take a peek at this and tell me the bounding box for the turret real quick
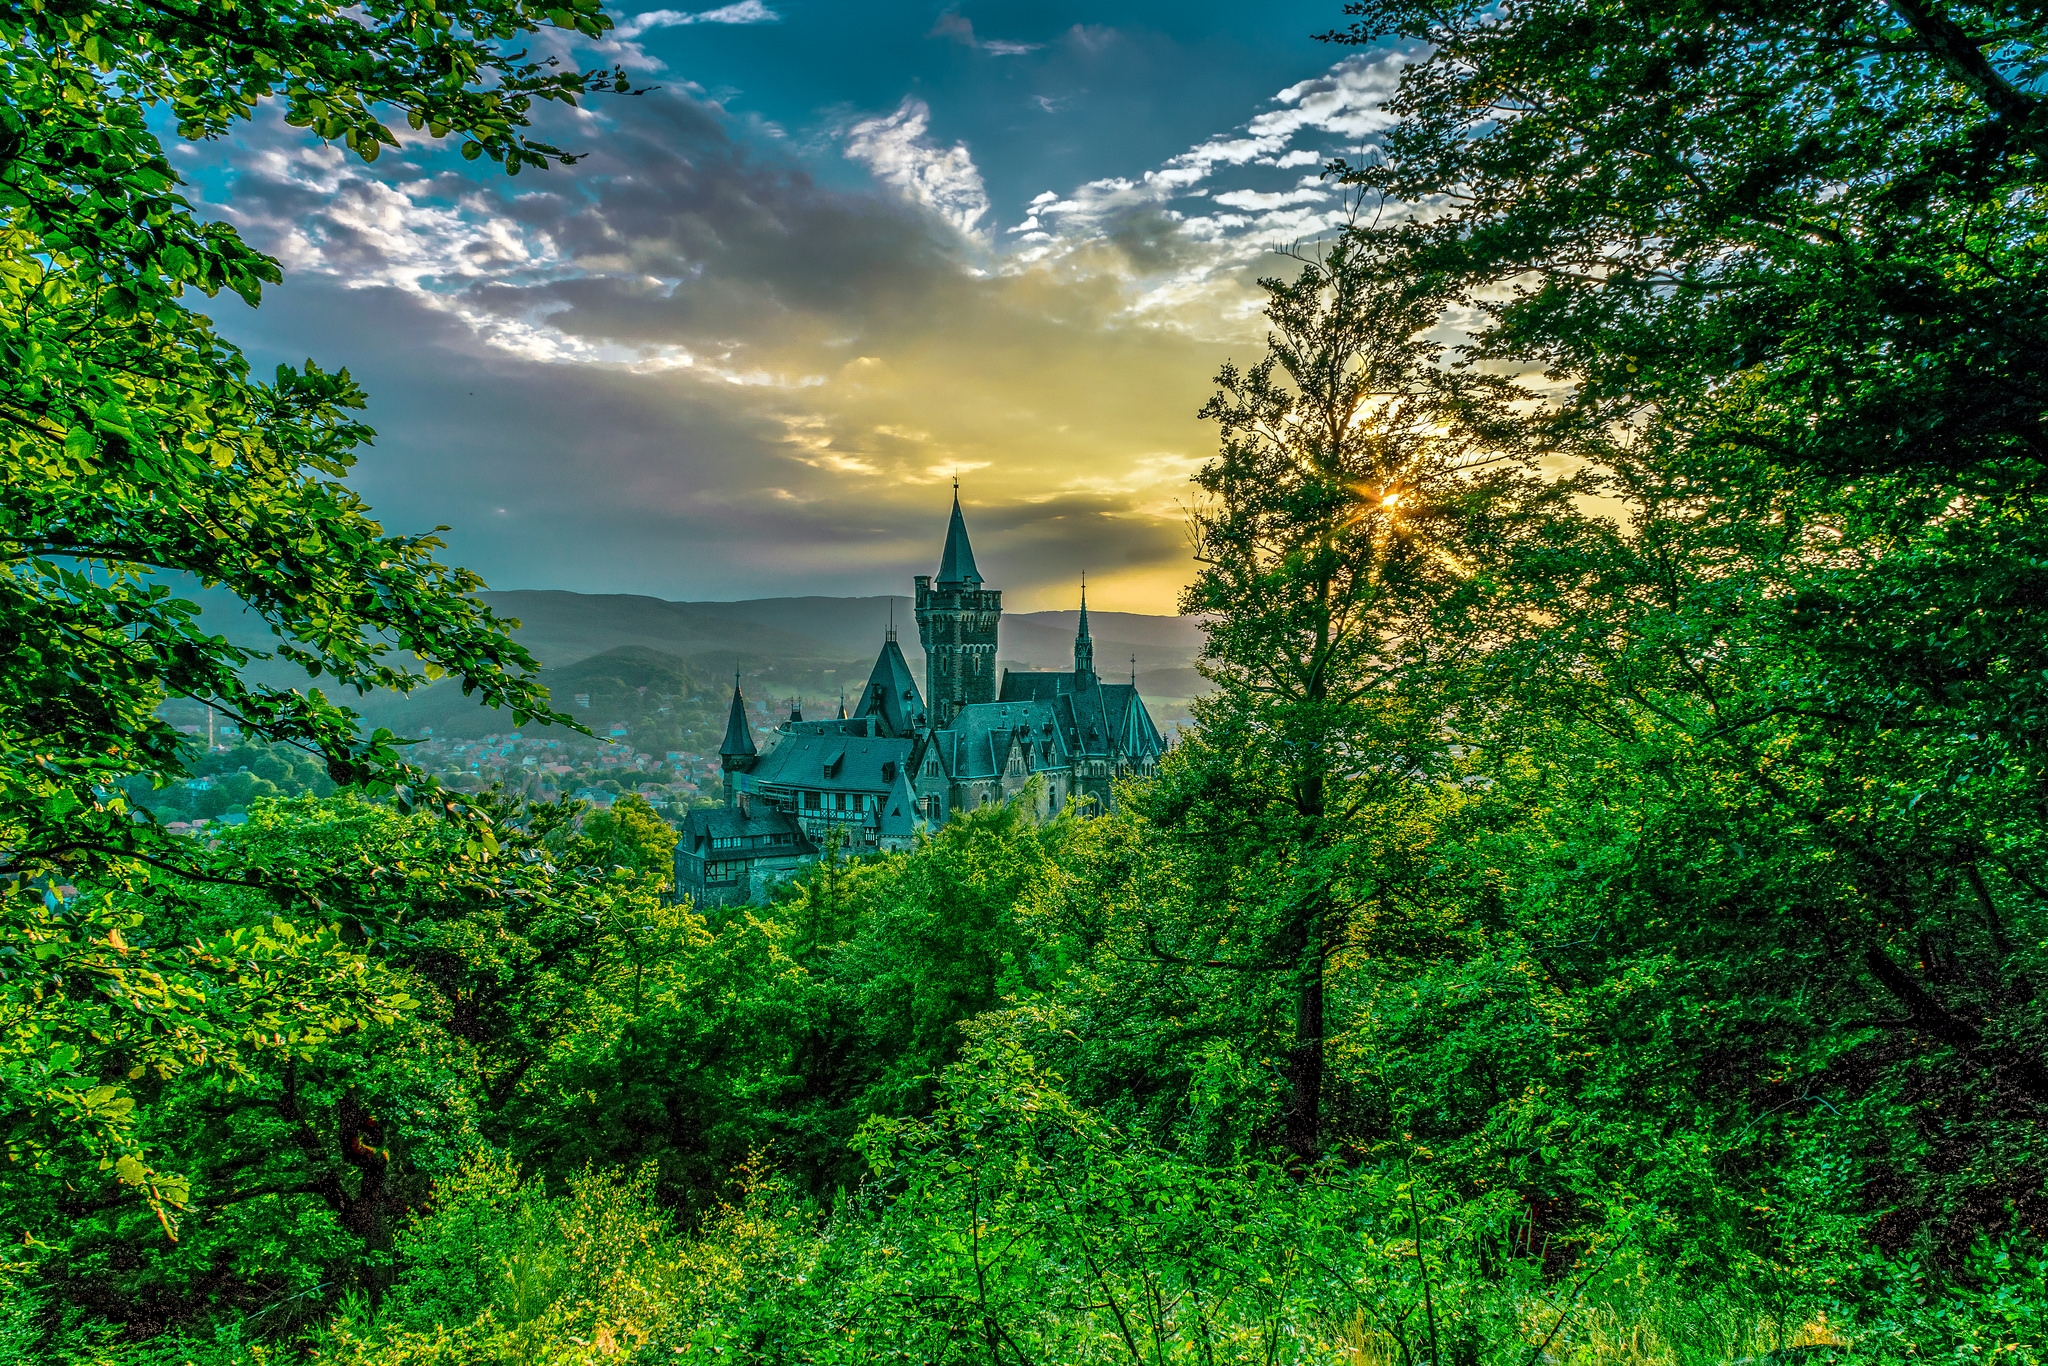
[719,674,757,807]
[1074,578,1095,683]
[878,760,921,849]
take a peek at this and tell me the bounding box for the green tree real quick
[583,794,679,881]
[1328,0,2048,1257]
[1,0,625,1226]
[21,788,696,1338]
[1175,238,1555,1160]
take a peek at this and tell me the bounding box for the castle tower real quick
[915,486,1002,727]
[719,673,757,806]
[1074,578,1095,683]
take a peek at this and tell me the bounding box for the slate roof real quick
[1080,681,1165,760]
[936,492,982,587]
[678,803,811,855]
[932,699,1069,780]
[879,764,920,840]
[784,718,875,737]
[987,672,1165,766]
[748,732,917,794]
[851,637,926,737]
[719,680,756,758]
[999,671,1067,703]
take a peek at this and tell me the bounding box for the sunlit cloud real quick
[198,43,1416,610]
[843,97,992,238]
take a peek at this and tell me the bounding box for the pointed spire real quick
[720,672,756,757]
[936,487,983,588]
[879,759,920,842]
[1074,575,1096,682]
[837,692,847,721]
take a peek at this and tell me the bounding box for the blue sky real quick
[187,1,1406,612]
[636,2,1355,202]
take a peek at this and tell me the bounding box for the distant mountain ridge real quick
[474,591,1208,685]
[331,592,1210,740]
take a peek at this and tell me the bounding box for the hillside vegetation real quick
[4,2,2047,1364]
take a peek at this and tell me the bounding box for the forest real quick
[3,0,2047,1361]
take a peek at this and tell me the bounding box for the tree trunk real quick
[1283,765,1329,1164]
[1281,904,1327,1163]
[337,1089,397,1306]
[1865,943,2048,1107]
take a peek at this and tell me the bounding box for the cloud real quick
[1260,148,1326,169]
[994,47,1421,314]
[930,10,1044,55]
[613,0,777,38]
[194,47,1422,611]
[1063,24,1118,54]
[1210,187,1332,211]
[203,90,1237,608]
[843,97,991,237]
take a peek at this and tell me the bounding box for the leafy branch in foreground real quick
[1,0,627,1228]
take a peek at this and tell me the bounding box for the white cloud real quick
[219,49,1404,375]
[1210,186,1331,211]
[614,0,778,39]
[1021,49,1410,242]
[844,97,991,237]
[979,50,1421,339]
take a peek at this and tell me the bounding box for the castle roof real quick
[936,490,982,588]
[852,636,926,737]
[679,803,810,855]
[748,732,918,794]
[933,699,1070,780]
[719,678,756,757]
[879,762,920,840]
[992,672,1165,762]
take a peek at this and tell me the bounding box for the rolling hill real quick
[192,588,1212,740]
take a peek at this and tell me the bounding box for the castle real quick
[674,490,1166,906]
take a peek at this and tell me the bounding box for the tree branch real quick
[1886,0,2048,153]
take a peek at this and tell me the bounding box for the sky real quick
[181,1,1410,612]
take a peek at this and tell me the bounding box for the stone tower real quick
[915,487,1002,727]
